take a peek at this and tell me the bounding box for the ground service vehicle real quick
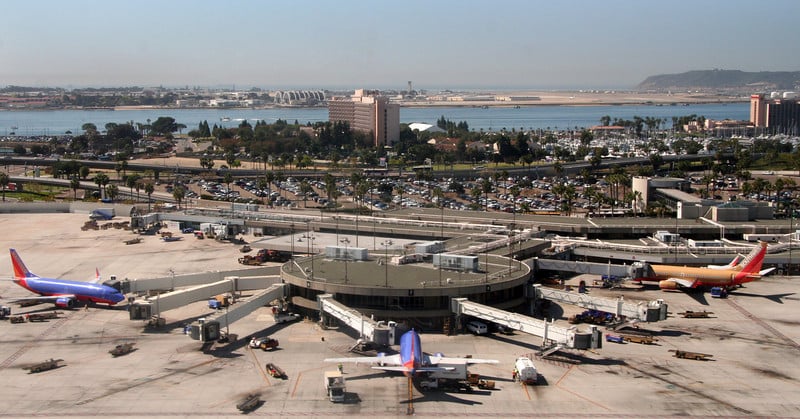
[109,343,136,357]
[25,358,63,373]
[0,305,10,319]
[267,363,287,379]
[324,371,346,402]
[678,310,714,318]
[466,320,488,335]
[239,249,292,265]
[27,312,60,322]
[514,357,538,385]
[670,349,713,360]
[249,337,279,351]
[236,394,261,412]
[621,334,658,344]
[467,373,496,389]
[710,287,728,298]
[274,311,301,323]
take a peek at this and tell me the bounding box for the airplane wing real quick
[433,356,499,365]
[4,294,76,304]
[324,353,403,367]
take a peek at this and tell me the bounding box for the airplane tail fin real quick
[9,249,36,279]
[739,242,768,274]
[724,254,742,269]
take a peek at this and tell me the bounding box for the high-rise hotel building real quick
[750,93,800,135]
[328,89,400,147]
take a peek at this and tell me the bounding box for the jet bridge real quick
[532,284,668,322]
[126,266,279,294]
[192,283,288,341]
[129,279,237,320]
[451,297,601,352]
[317,294,391,346]
[534,259,636,277]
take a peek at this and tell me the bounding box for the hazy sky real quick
[2,0,799,90]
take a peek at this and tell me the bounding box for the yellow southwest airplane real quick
[636,241,774,290]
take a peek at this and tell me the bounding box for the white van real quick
[466,320,488,335]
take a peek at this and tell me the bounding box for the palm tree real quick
[324,173,337,207]
[265,171,275,201]
[144,182,155,212]
[172,185,185,210]
[223,172,233,204]
[0,172,8,202]
[106,184,119,202]
[394,184,405,207]
[126,174,141,202]
[481,177,493,211]
[70,175,81,200]
[553,162,564,179]
[299,180,312,208]
[94,173,109,199]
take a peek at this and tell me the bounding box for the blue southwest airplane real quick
[325,329,498,411]
[6,248,126,308]
[325,329,498,376]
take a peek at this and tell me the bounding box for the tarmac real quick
[1,213,799,418]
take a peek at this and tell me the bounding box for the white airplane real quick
[324,329,498,376]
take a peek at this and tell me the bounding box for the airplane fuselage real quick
[14,277,125,305]
[646,265,749,287]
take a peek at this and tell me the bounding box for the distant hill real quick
[638,70,800,91]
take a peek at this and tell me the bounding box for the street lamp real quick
[340,237,350,283]
[306,220,316,280]
[290,223,295,257]
[381,240,393,287]
[789,201,794,275]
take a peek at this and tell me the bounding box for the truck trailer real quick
[514,357,538,385]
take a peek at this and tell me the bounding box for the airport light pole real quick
[790,201,794,275]
[290,223,295,265]
[306,220,314,280]
[381,240,393,287]
[340,237,350,284]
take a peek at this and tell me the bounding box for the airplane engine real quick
[55,297,75,308]
[658,280,679,290]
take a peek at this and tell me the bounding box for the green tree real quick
[126,174,142,202]
[79,165,90,180]
[70,175,81,200]
[105,184,119,202]
[223,172,233,203]
[299,180,313,208]
[0,172,9,201]
[149,117,179,136]
[94,173,110,198]
[265,171,275,198]
[172,185,186,209]
[144,182,155,212]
